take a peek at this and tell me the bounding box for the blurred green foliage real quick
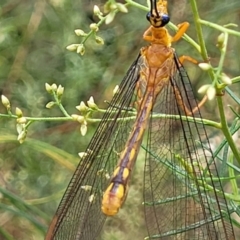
[0,0,240,239]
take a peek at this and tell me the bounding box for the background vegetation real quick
[0,0,240,239]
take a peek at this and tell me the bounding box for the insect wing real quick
[46,54,143,240]
[143,55,235,239]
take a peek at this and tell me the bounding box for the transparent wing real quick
[143,54,235,239]
[47,54,143,240]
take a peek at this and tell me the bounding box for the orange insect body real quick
[101,0,185,216]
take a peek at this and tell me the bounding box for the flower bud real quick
[66,44,79,52]
[77,44,85,56]
[57,85,64,97]
[17,117,27,124]
[87,96,98,110]
[93,5,103,16]
[198,84,211,94]
[16,123,23,134]
[216,33,225,49]
[95,36,104,45]
[206,85,216,100]
[80,123,87,136]
[198,63,211,71]
[15,107,23,117]
[110,3,117,10]
[217,33,225,44]
[116,3,128,13]
[74,29,87,37]
[17,130,27,144]
[46,101,56,109]
[221,73,232,85]
[76,101,89,113]
[51,84,57,91]
[77,116,85,124]
[90,23,99,32]
[1,95,10,110]
[105,11,116,24]
[45,83,52,93]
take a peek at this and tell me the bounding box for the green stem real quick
[52,92,71,117]
[214,32,228,88]
[0,113,17,119]
[125,0,149,11]
[0,114,72,122]
[26,116,72,121]
[229,154,239,196]
[231,76,240,84]
[57,103,71,117]
[217,96,240,165]
[199,20,240,37]
[190,0,240,166]
[189,0,208,61]
[81,15,107,45]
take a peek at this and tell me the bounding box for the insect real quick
[45,0,235,239]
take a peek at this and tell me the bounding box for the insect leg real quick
[171,22,190,42]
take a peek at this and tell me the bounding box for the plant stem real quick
[199,20,240,37]
[217,96,240,165]
[189,0,208,61]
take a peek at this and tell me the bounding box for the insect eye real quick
[146,12,151,21]
[160,14,170,26]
